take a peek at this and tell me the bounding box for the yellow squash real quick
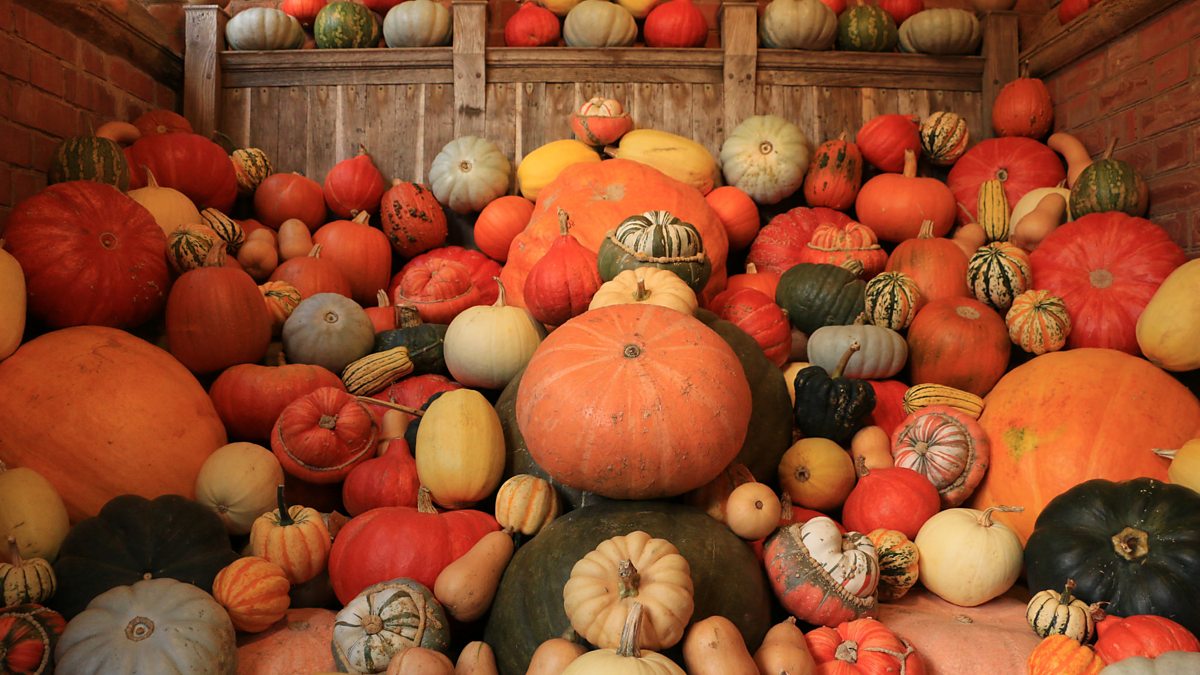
[1136,258,1200,371]
[516,139,601,201]
[415,388,506,509]
[607,129,721,195]
[0,242,24,361]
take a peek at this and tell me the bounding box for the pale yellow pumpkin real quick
[561,602,687,675]
[915,505,1024,607]
[494,473,560,536]
[615,0,661,19]
[517,139,601,201]
[536,0,583,17]
[1153,439,1200,492]
[429,136,512,214]
[724,482,783,541]
[443,279,545,390]
[719,115,811,205]
[0,462,70,561]
[607,129,721,195]
[1136,258,1200,372]
[194,442,286,536]
[127,168,202,237]
[588,268,698,315]
[0,242,24,361]
[414,388,506,509]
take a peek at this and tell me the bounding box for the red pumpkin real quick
[803,133,863,211]
[644,0,708,48]
[523,212,602,326]
[323,146,386,218]
[209,360,346,442]
[891,405,990,508]
[388,246,501,324]
[857,114,921,174]
[166,261,273,375]
[281,0,327,26]
[748,207,854,276]
[0,604,67,675]
[3,181,169,329]
[268,244,353,300]
[342,439,421,516]
[883,219,970,303]
[906,297,1011,397]
[948,137,1066,225]
[474,195,533,261]
[726,262,781,300]
[868,379,909,437]
[504,2,560,46]
[806,618,927,674]
[311,211,393,305]
[254,172,327,230]
[1029,212,1186,355]
[708,287,792,366]
[380,180,447,258]
[842,464,940,539]
[272,386,378,484]
[126,132,237,212]
[133,109,193,136]
[875,0,923,25]
[327,489,499,604]
[235,608,337,674]
[1093,615,1200,664]
[856,149,957,243]
[819,0,846,13]
[1059,0,1102,24]
[993,77,1054,139]
[367,373,462,426]
[797,220,887,279]
[705,186,760,251]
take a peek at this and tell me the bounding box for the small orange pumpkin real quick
[212,556,291,633]
[249,485,332,585]
[1027,635,1104,675]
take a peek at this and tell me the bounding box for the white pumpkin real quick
[914,505,1024,607]
[55,578,237,675]
[383,0,452,47]
[194,442,286,535]
[563,0,637,47]
[719,115,811,205]
[429,136,512,214]
[443,279,546,390]
[225,7,305,51]
[899,9,982,56]
[588,268,699,316]
[806,323,907,380]
[333,578,449,672]
[1100,652,1200,674]
[759,0,837,50]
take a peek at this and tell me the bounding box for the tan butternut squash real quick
[379,409,410,446]
[1010,191,1067,253]
[682,615,758,675]
[951,222,987,260]
[433,530,515,622]
[1047,132,1092,188]
[386,647,455,675]
[238,238,279,281]
[849,425,894,472]
[753,616,817,675]
[724,482,782,541]
[246,227,277,246]
[456,641,499,675]
[526,639,587,675]
[278,218,314,260]
[95,120,141,145]
[0,241,25,361]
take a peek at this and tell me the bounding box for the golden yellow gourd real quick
[443,279,546,391]
[1153,438,1200,492]
[415,388,506,509]
[517,139,601,200]
[1136,258,1200,372]
[0,462,70,561]
[194,442,286,536]
[0,241,24,361]
[606,129,721,195]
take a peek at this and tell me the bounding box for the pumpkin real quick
[517,140,603,201]
[726,262,781,299]
[323,147,386,220]
[282,0,327,25]
[778,437,857,512]
[1,536,55,607]
[802,133,863,210]
[212,556,291,634]
[208,360,344,443]
[1138,259,1200,371]
[899,8,981,55]
[891,406,989,508]
[606,129,721,196]
[864,270,922,330]
[505,2,560,46]
[166,223,223,274]
[0,327,227,523]
[342,439,420,516]
[719,114,811,205]
[759,0,837,50]
[225,7,305,49]
[791,342,877,446]
[906,297,1010,397]
[1005,288,1072,354]
[764,518,879,627]
[806,320,907,380]
[725,482,783,541]
[270,244,354,299]
[231,147,273,196]
[474,195,534,262]
[390,246,501,324]
[1070,155,1150,219]
[4,181,168,329]
[95,120,141,145]
[166,258,273,374]
[948,137,1066,226]
[1024,478,1200,637]
[856,150,957,243]
[866,529,919,602]
[383,0,451,47]
[443,279,545,390]
[255,172,327,231]
[1029,635,1106,675]
[705,190,765,255]
[993,74,1054,139]
[915,505,1024,607]
[856,114,921,175]
[806,618,925,674]
[775,261,866,335]
[1027,579,1100,643]
[868,379,910,438]
[236,608,336,673]
[314,0,381,48]
[429,136,511,214]
[380,180,449,258]
[967,241,1031,312]
[563,0,637,47]
[842,462,941,539]
[47,135,129,190]
[596,210,711,293]
[919,111,969,166]
[271,386,377,484]
[1093,615,1200,663]
[1100,652,1200,674]
[414,388,505,508]
[837,3,898,51]
[494,474,560,536]
[707,287,791,367]
[850,426,895,473]
[248,485,332,586]
[0,242,23,361]
[0,464,69,563]
[0,603,65,675]
[311,211,393,305]
[570,97,635,146]
[797,220,887,279]
[883,219,969,304]
[194,442,285,535]
[127,168,202,238]
[644,0,708,48]
[126,132,237,213]
[132,109,191,136]
[561,603,686,675]
[283,292,376,373]
[1059,0,1102,23]
[516,304,751,500]
[877,0,923,24]
[332,577,449,673]
[261,281,303,336]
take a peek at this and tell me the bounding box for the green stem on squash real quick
[275,484,294,526]
[1060,579,1077,605]
[615,602,645,659]
[617,559,640,598]
[977,504,1023,528]
[831,341,861,379]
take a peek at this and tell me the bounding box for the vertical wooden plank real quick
[721,2,757,134]
[220,87,249,146]
[389,84,424,183]
[248,87,278,170]
[518,82,547,157]
[793,85,820,148]
[543,83,576,140]
[485,82,518,170]
[692,83,723,158]
[633,83,667,132]
[306,85,338,179]
[423,84,456,183]
[663,82,693,139]
[981,11,1019,139]
[452,0,488,138]
[274,86,309,178]
[364,85,402,181]
[183,5,226,138]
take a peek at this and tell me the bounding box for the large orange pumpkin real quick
[499,159,728,307]
[906,297,1010,397]
[971,348,1200,542]
[236,608,337,674]
[0,326,227,522]
[516,304,752,500]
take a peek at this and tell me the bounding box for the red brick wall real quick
[0,3,178,225]
[1044,2,1200,254]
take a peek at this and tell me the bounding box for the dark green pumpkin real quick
[596,210,712,293]
[792,341,876,445]
[837,5,898,52]
[1069,158,1148,218]
[50,495,238,619]
[1024,477,1200,636]
[775,262,866,335]
[47,136,130,190]
[484,500,772,675]
[314,1,382,49]
[374,306,449,376]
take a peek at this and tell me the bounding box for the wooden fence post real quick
[721,2,759,135]
[452,0,488,138]
[184,5,226,139]
[980,11,1019,138]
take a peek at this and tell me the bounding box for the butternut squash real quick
[1047,132,1092,188]
[379,409,410,446]
[456,641,499,675]
[753,616,817,675]
[526,639,587,675]
[950,222,987,260]
[725,482,782,541]
[95,120,141,145]
[682,615,758,675]
[246,226,277,246]
[433,530,515,622]
[387,647,455,675]
[237,238,279,281]
[849,425,894,472]
[278,218,314,260]
[1009,192,1067,253]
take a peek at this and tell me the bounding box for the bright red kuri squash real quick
[208,359,345,442]
[856,114,921,174]
[126,132,237,212]
[707,287,792,366]
[705,186,760,251]
[268,244,353,300]
[748,207,854,275]
[323,145,386,218]
[522,210,603,326]
[311,211,393,305]
[254,172,327,230]
[841,464,941,539]
[388,246,501,324]
[856,149,957,243]
[948,137,1066,226]
[504,2,560,46]
[474,195,534,262]
[643,0,709,48]
[165,255,273,375]
[906,297,1010,397]
[272,386,378,484]
[803,133,863,211]
[341,439,421,516]
[133,109,193,136]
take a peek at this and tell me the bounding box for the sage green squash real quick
[314,1,381,49]
[837,4,898,52]
[775,262,867,335]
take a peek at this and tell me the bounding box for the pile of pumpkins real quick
[2,51,1200,675]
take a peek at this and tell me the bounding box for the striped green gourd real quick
[837,4,897,52]
[314,1,382,49]
[864,270,922,330]
[919,111,970,166]
[200,208,246,255]
[596,209,712,292]
[231,148,272,195]
[167,224,223,275]
[902,382,985,419]
[1069,157,1148,218]
[1005,289,1071,355]
[48,136,130,190]
[967,241,1031,312]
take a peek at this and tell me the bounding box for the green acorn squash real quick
[314,1,381,49]
[483,500,772,674]
[1069,158,1149,219]
[374,306,449,376]
[775,262,867,335]
[596,210,713,293]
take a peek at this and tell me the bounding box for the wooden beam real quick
[452,0,488,138]
[721,2,758,135]
[486,48,723,84]
[981,11,1020,137]
[184,5,227,138]
[222,50,455,88]
[757,52,984,91]
[1021,0,1184,77]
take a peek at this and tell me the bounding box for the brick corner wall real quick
[1043,2,1200,255]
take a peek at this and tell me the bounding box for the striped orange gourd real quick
[1005,289,1072,355]
[919,111,970,166]
[1027,635,1104,675]
[200,208,246,255]
[494,474,560,536]
[232,147,273,195]
[248,485,332,585]
[167,223,223,274]
[212,556,291,633]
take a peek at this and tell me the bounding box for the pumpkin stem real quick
[308,244,323,259]
[1019,61,1030,79]
[354,395,425,417]
[144,166,160,189]
[918,219,936,239]
[318,414,337,430]
[417,486,438,514]
[854,455,871,478]
[617,559,641,598]
[615,602,646,659]
[861,639,918,675]
[831,341,861,379]
[202,241,228,268]
[1111,526,1150,561]
[557,208,572,236]
[1103,136,1118,160]
[5,536,21,566]
[493,276,508,308]
[838,130,848,142]
[1152,448,1178,459]
[353,211,371,225]
[834,639,859,663]
[901,149,918,178]
[357,143,370,157]
[779,491,793,522]
[634,273,650,301]
[745,262,758,274]
[977,504,1023,527]
[396,304,423,329]
[1089,601,1110,623]
[275,484,294,526]
[1061,579,1077,605]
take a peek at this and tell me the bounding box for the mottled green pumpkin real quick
[837,4,898,52]
[314,1,382,49]
[373,306,449,376]
[47,137,130,190]
[775,262,867,335]
[1069,158,1148,218]
[966,242,1032,312]
[596,210,712,293]
[791,343,876,446]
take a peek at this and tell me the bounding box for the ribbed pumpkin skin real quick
[314,0,381,48]
[47,136,129,190]
[389,247,500,324]
[748,207,853,275]
[707,287,791,367]
[906,297,1010,397]
[200,208,246,255]
[323,150,387,218]
[803,136,863,210]
[516,304,752,500]
[1006,289,1071,354]
[837,4,898,51]
[971,349,1200,543]
[775,262,866,334]
[865,270,922,330]
[992,77,1054,139]
[884,227,970,303]
[272,387,378,484]
[919,111,969,166]
[249,499,332,586]
[209,362,345,442]
[806,618,926,674]
[967,242,1031,312]
[976,178,1012,242]
[212,556,291,633]
[948,137,1066,226]
[798,221,887,279]
[1069,158,1148,218]
[1030,213,1185,354]
[0,604,66,674]
[166,266,273,375]
[166,223,222,274]
[891,405,990,508]
[126,132,238,213]
[1027,635,1104,675]
[1092,614,1200,663]
[857,114,920,174]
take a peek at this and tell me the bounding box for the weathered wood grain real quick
[981,12,1020,136]
[721,2,759,134]
[452,0,488,138]
[1021,0,1183,75]
[184,5,225,139]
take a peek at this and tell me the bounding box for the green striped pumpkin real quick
[1005,289,1071,355]
[919,112,969,167]
[200,208,246,255]
[231,148,272,195]
[596,210,712,292]
[1069,158,1148,218]
[867,529,919,601]
[314,1,382,49]
[167,224,223,275]
[48,136,130,190]
[775,261,866,334]
[967,242,1030,312]
[864,270,921,330]
[836,5,897,52]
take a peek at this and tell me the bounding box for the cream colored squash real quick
[898,9,982,56]
[914,505,1024,607]
[1153,438,1200,493]
[563,0,637,47]
[1136,258,1200,372]
[429,136,512,214]
[383,0,451,47]
[806,322,908,380]
[561,603,686,675]
[0,462,69,561]
[0,242,24,361]
[516,140,601,201]
[443,279,545,390]
[127,169,202,237]
[194,442,286,536]
[615,0,662,19]
[720,115,811,205]
[225,7,305,51]
[1009,186,1072,233]
[415,388,506,509]
[759,0,837,50]
[588,268,699,315]
[606,129,721,195]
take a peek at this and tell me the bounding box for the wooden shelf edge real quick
[1020,0,1184,77]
